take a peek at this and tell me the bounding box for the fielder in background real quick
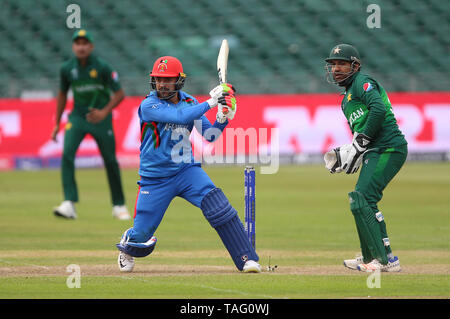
[323,44,408,272]
[51,29,130,220]
[115,56,261,273]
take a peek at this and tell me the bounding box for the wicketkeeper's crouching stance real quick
[323,44,408,272]
[116,56,261,273]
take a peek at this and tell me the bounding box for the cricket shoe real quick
[357,256,401,273]
[118,251,135,272]
[343,254,364,270]
[112,205,131,220]
[242,260,261,273]
[53,200,77,219]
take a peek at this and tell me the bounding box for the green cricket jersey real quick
[340,72,407,149]
[60,54,121,117]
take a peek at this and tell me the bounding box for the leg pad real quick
[201,188,259,270]
[116,228,157,258]
[349,191,388,264]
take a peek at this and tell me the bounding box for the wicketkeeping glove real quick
[342,132,372,174]
[324,144,352,174]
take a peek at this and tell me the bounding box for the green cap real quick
[325,44,361,64]
[72,29,93,43]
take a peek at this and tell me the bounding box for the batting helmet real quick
[150,56,186,99]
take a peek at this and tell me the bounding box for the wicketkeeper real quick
[323,44,408,272]
[115,56,261,273]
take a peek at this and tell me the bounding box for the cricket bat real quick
[217,39,230,114]
[217,39,229,84]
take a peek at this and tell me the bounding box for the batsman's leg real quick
[176,166,260,272]
[201,188,259,271]
[116,176,175,271]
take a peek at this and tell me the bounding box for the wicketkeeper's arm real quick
[361,86,386,139]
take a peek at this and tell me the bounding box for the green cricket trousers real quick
[61,113,125,206]
[353,144,408,260]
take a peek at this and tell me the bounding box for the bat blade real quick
[217,39,229,84]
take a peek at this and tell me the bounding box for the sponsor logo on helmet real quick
[363,82,373,92]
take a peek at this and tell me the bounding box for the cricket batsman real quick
[323,44,408,272]
[51,29,130,220]
[115,56,261,273]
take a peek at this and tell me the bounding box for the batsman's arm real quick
[141,99,211,125]
[194,115,228,143]
[51,90,68,142]
[141,84,228,124]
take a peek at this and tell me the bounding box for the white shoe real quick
[112,205,131,220]
[343,254,364,270]
[118,251,135,272]
[381,256,401,272]
[242,260,261,273]
[53,201,77,219]
[357,256,401,272]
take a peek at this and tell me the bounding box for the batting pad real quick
[349,191,388,265]
[201,188,259,271]
[116,228,157,258]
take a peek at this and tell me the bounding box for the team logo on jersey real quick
[89,68,98,78]
[347,93,352,102]
[111,71,119,82]
[363,82,373,92]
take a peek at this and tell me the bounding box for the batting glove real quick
[218,92,237,120]
[206,83,235,108]
[342,132,372,174]
[216,109,228,124]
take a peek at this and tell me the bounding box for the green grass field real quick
[0,163,449,300]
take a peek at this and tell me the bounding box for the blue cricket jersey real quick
[138,90,228,178]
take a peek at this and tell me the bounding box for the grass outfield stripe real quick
[0,164,448,298]
[118,276,278,299]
